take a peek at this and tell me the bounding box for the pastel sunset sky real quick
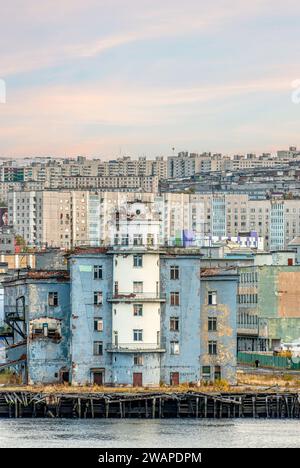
[1,0,300,158]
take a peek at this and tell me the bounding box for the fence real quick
[238,352,300,370]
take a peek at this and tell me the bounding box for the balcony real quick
[107,292,166,303]
[107,342,166,353]
[237,323,259,336]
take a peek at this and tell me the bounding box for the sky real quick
[1,0,300,159]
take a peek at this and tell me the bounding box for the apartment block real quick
[3,246,238,386]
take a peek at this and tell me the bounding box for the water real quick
[0,419,299,448]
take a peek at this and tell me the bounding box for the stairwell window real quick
[93,265,103,280]
[93,341,103,356]
[208,340,217,355]
[170,265,179,280]
[208,317,217,332]
[94,318,103,332]
[48,292,58,307]
[170,317,179,331]
[170,292,180,306]
[170,341,180,355]
[134,355,143,366]
[208,291,217,305]
[94,291,103,306]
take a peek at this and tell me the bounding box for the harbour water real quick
[0,419,299,448]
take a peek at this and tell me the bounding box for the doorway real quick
[170,372,179,386]
[133,372,143,387]
[93,370,104,385]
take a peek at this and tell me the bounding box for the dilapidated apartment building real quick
[2,247,238,387]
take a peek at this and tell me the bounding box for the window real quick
[208,317,217,331]
[134,355,143,366]
[48,292,58,307]
[147,234,154,246]
[94,318,103,332]
[133,282,143,293]
[133,234,143,246]
[214,365,221,380]
[170,341,180,355]
[208,340,217,355]
[121,234,129,246]
[170,265,179,280]
[93,341,103,355]
[202,366,211,379]
[133,254,143,268]
[93,265,102,279]
[170,317,179,331]
[133,329,143,341]
[94,291,103,306]
[113,331,118,346]
[208,291,217,305]
[133,304,143,316]
[170,292,180,306]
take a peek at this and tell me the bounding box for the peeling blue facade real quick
[160,255,201,384]
[4,272,70,384]
[200,272,238,384]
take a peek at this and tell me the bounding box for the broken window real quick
[208,340,217,355]
[208,317,217,331]
[170,265,179,280]
[94,291,103,306]
[48,292,58,307]
[208,291,217,305]
[170,341,180,355]
[170,292,180,306]
[94,318,103,332]
[133,304,143,316]
[93,341,103,356]
[214,365,221,381]
[93,265,103,280]
[30,318,61,340]
[202,366,211,380]
[170,317,179,331]
[133,329,143,341]
[133,355,143,366]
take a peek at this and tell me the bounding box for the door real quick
[93,371,104,385]
[61,371,69,384]
[133,372,143,387]
[170,372,179,386]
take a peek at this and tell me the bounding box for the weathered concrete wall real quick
[27,282,70,385]
[69,255,113,385]
[160,256,201,384]
[111,353,161,386]
[200,275,237,385]
[4,278,70,384]
[258,265,300,345]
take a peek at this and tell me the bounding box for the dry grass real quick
[1,372,300,394]
[0,381,239,394]
[237,371,300,390]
